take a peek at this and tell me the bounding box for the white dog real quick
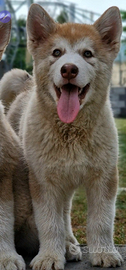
[5,4,124,270]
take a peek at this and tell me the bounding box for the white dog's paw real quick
[30,252,65,270]
[0,252,25,270]
[66,241,82,261]
[90,250,123,267]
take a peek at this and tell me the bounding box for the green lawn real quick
[115,118,126,244]
[116,118,126,188]
[72,118,126,245]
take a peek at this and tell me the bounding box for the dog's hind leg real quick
[13,159,39,257]
[0,103,25,270]
[0,179,25,270]
[64,194,82,261]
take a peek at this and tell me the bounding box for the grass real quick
[72,188,87,244]
[71,118,126,245]
[116,119,126,188]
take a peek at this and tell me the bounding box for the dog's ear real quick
[94,6,122,55]
[27,4,56,54]
[0,20,11,60]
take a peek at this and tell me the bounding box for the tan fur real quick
[0,102,38,264]
[7,4,123,270]
[0,20,37,269]
[0,68,33,113]
[0,20,25,270]
[0,20,11,60]
[0,102,26,269]
[7,83,33,134]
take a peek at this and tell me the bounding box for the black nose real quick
[61,64,78,80]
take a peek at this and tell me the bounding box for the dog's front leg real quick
[29,172,66,270]
[85,168,123,267]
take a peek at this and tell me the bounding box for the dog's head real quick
[27,4,122,124]
[0,20,11,60]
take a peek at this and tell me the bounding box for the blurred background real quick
[0,0,126,244]
[0,0,126,117]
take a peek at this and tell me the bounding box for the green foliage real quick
[121,11,126,21]
[17,17,26,27]
[123,26,126,32]
[13,17,27,70]
[56,10,68,24]
[13,47,26,70]
[121,11,126,39]
[115,118,126,187]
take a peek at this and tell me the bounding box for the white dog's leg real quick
[86,169,123,267]
[29,172,66,270]
[0,103,25,270]
[0,188,25,270]
[64,195,82,261]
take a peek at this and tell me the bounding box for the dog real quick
[0,19,26,270]
[0,19,25,269]
[0,20,38,270]
[7,4,123,270]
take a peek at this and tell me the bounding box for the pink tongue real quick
[57,84,80,123]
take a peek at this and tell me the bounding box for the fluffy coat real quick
[3,4,124,270]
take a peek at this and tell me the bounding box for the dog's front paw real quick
[66,241,82,261]
[30,252,65,270]
[90,250,123,267]
[0,251,25,270]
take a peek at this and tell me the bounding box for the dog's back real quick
[7,78,33,134]
[0,68,33,113]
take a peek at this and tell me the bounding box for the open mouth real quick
[54,83,90,103]
[54,83,90,124]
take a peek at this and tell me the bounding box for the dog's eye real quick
[83,50,93,58]
[53,49,62,57]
